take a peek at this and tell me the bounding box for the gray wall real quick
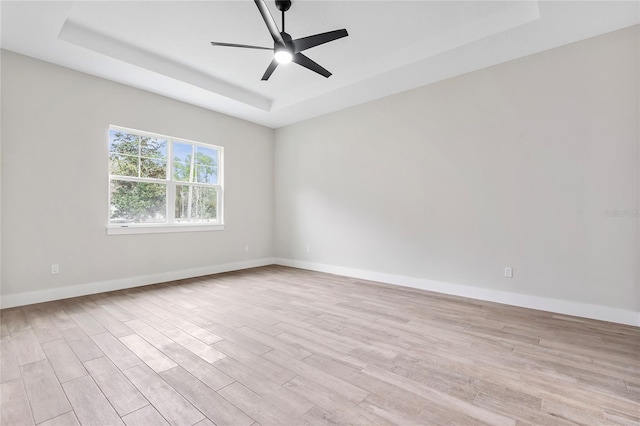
[2,26,638,318]
[1,50,275,299]
[275,26,639,312]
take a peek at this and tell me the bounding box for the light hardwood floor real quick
[1,265,638,425]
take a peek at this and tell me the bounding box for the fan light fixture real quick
[274,49,293,64]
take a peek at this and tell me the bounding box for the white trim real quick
[3,257,637,327]
[108,176,169,185]
[0,258,274,309]
[107,224,224,235]
[274,258,640,327]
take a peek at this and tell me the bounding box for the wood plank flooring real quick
[1,265,638,425]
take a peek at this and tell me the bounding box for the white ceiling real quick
[1,1,639,128]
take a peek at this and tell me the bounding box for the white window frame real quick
[107,125,224,235]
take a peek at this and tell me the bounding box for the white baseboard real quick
[274,258,640,327]
[4,257,638,327]
[0,258,275,309]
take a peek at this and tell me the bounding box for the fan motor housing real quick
[275,0,292,12]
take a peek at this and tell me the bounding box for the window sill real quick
[107,223,224,235]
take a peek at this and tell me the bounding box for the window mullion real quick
[167,139,175,224]
[187,144,196,220]
[137,135,142,178]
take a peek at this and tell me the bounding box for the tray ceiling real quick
[2,1,638,128]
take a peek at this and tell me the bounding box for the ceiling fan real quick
[211,0,348,80]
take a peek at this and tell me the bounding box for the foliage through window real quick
[108,126,223,229]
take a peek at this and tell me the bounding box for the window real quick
[108,126,223,235]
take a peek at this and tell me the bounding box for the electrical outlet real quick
[306,245,311,253]
[504,267,513,278]
[51,264,59,275]
[244,245,250,252]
